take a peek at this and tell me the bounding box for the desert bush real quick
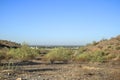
[104,53,116,60]
[104,52,120,61]
[44,47,73,64]
[116,46,120,50]
[74,52,91,62]
[107,45,112,49]
[78,47,87,53]
[90,51,105,62]
[39,48,49,54]
[72,47,88,61]
[8,44,39,61]
[74,50,105,62]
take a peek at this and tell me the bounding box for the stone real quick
[16,78,22,80]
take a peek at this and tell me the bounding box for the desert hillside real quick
[86,35,120,51]
[0,36,120,80]
[75,35,120,62]
[0,40,21,48]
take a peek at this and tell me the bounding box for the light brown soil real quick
[0,60,120,80]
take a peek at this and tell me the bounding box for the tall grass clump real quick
[8,44,39,61]
[44,47,73,64]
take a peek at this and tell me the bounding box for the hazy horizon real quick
[0,0,120,45]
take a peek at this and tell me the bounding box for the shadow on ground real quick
[24,68,58,72]
[0,61,41,66]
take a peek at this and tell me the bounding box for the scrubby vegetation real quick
[0,35,120,80]
[74,50,105,62]
[0,43,39,62]
[65,35,120,63]
[0,35,120,64]
[7,44,39,61]
[44,47,73,63]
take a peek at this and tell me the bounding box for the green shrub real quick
[8,44,39,61]
[74,50,105,62]
[44,47,73,63]
[78,47,86,53]
[90,51,105,62]
[75,52,91,62]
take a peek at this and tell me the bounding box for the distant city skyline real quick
[0,0,120,45]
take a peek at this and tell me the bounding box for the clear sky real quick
[0,0,120,45]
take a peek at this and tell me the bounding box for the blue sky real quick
[0,0,120,45]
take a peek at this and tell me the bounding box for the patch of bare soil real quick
[0,60,120,80]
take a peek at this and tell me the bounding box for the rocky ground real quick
[0,60,120,80]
